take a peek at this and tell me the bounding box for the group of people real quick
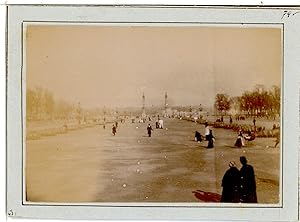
[234,130,256,148]
[147,117,165,137]
[194,122,215,148]
[155,119,164,129]
[221,156,257,203]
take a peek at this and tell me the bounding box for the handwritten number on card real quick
[8,209,14,216]
[281,10,300,19]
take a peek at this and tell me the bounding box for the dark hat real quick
[240,156,247,164]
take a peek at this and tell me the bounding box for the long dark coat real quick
[112,126,116,135]
[195,131,202,142]
[221,167,241,202]
[147,125,153,137]
[206,133,214,148]
[240,164,257,203]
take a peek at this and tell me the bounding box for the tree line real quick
[26,87,79,121]
[26,87,131,122]
[214,85,280,117]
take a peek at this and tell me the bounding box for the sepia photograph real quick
[24,24,282,204]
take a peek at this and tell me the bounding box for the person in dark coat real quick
[147,124,153,137]
[221,161,241,203]
[239,156,257,203]
[194,131,202,143]
[112,125,116,136]
[206,129,215,148]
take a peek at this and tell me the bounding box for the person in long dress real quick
[234,130,244,148]
[194,131,202,143]
[112,125,116,136]
[158,119,164,129]
[206,129,215,148]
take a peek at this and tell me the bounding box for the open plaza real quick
[26,117,280,203]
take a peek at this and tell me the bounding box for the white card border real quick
[6,5,299,221]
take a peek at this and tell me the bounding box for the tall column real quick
[164,92,168,117]
[142,92,146,120]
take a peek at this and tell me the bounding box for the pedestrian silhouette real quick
[206,129,215,148]
[221,161,240,203]
[234,130,244,148]
[112,125,116,136]
[194,131,202,143]
[147,124,153,137]
[239,156,257,203]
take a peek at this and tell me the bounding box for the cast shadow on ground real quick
[192,190,221,202]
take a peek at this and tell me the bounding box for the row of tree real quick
[214,85,280,117]
[26,87,131,122]
[26,87,80,121]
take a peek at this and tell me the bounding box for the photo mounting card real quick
[6,5,300,221]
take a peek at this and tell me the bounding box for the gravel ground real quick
[26,117,280,203]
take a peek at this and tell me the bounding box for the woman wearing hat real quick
[234,130,244,148]
[221,161,241,203]
[206,129,215,148]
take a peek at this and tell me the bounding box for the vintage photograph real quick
[24,24,281,204]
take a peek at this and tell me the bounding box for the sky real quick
[25,25,281,108]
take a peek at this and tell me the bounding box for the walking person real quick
[147,124,153,137]
[221,161,241,203]
[234,130,244,148]
[206,129,215,148]
[112,124,116,136]
[159,119,164,129]
[239,156,257,203]
[194,131,202,143]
